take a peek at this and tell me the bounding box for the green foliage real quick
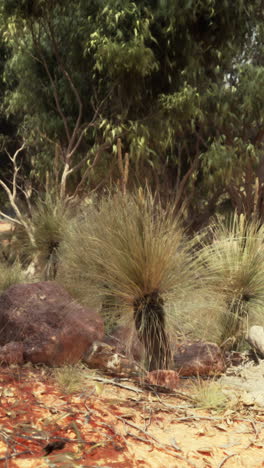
[0,0,264,225]
[87,1,157,79]
[199,214,264,349]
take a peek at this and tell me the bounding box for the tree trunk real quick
[133,291,171,371]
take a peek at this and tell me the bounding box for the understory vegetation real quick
[2,193,264,370]
[0,1,264,370]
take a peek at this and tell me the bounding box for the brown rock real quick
[0,341,24,365]
[83,341,139,375]
[173,341,225,376]
[145,370,179,390]
[0,281,104,365]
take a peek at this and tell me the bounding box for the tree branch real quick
[30,21,71,144]
[45,17,83,155]
[0,143,35,245]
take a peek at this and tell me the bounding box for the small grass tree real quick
[199,214,264,349]
[13,195,74,280]
[59,190,204,371]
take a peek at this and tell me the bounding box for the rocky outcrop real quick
[0,281,104,365]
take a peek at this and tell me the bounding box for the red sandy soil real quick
[0,365,264,468]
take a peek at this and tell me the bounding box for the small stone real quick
[145,370,179,390]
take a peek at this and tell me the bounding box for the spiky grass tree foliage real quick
[199,214,264,349]
[14,196,74,280]
[0,261,25,294]
[59,191,204,371]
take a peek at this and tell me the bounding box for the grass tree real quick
[13,196,74,280]
[59,191,205,371]
[199,214,264,349]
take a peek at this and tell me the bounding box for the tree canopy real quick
[0,0,264,228]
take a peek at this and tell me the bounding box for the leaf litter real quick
[0,364,264,467]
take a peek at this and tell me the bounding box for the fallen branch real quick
[0,450,31,462]
[88,376,144,394]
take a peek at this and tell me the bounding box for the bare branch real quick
[0,211,21,225]
[0,142,35,245]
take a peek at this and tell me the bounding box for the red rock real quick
[145,370,179,390]
[83,341,139,374]
[173,341,225,376]
[0,281,104,365]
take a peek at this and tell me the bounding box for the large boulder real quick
[173,341,225,376]
[0,282,104,365]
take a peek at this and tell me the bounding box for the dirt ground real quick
[1,361,264,468]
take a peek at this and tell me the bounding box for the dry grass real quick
[0,261,26,294]
[192,378,228,411]
[53,363,88,394]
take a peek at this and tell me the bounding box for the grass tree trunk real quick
[133,291,171,371]
[221,296,250,350]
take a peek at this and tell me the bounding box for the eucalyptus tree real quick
[0,0,264,228]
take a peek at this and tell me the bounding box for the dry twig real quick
[89,376,144,394]
[217,453,237,468]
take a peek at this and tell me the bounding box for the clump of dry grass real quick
[59,190,210,370]
[53,363,87,394]
[192,378,228,411]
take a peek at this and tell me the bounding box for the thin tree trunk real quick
[133,291,171,371]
